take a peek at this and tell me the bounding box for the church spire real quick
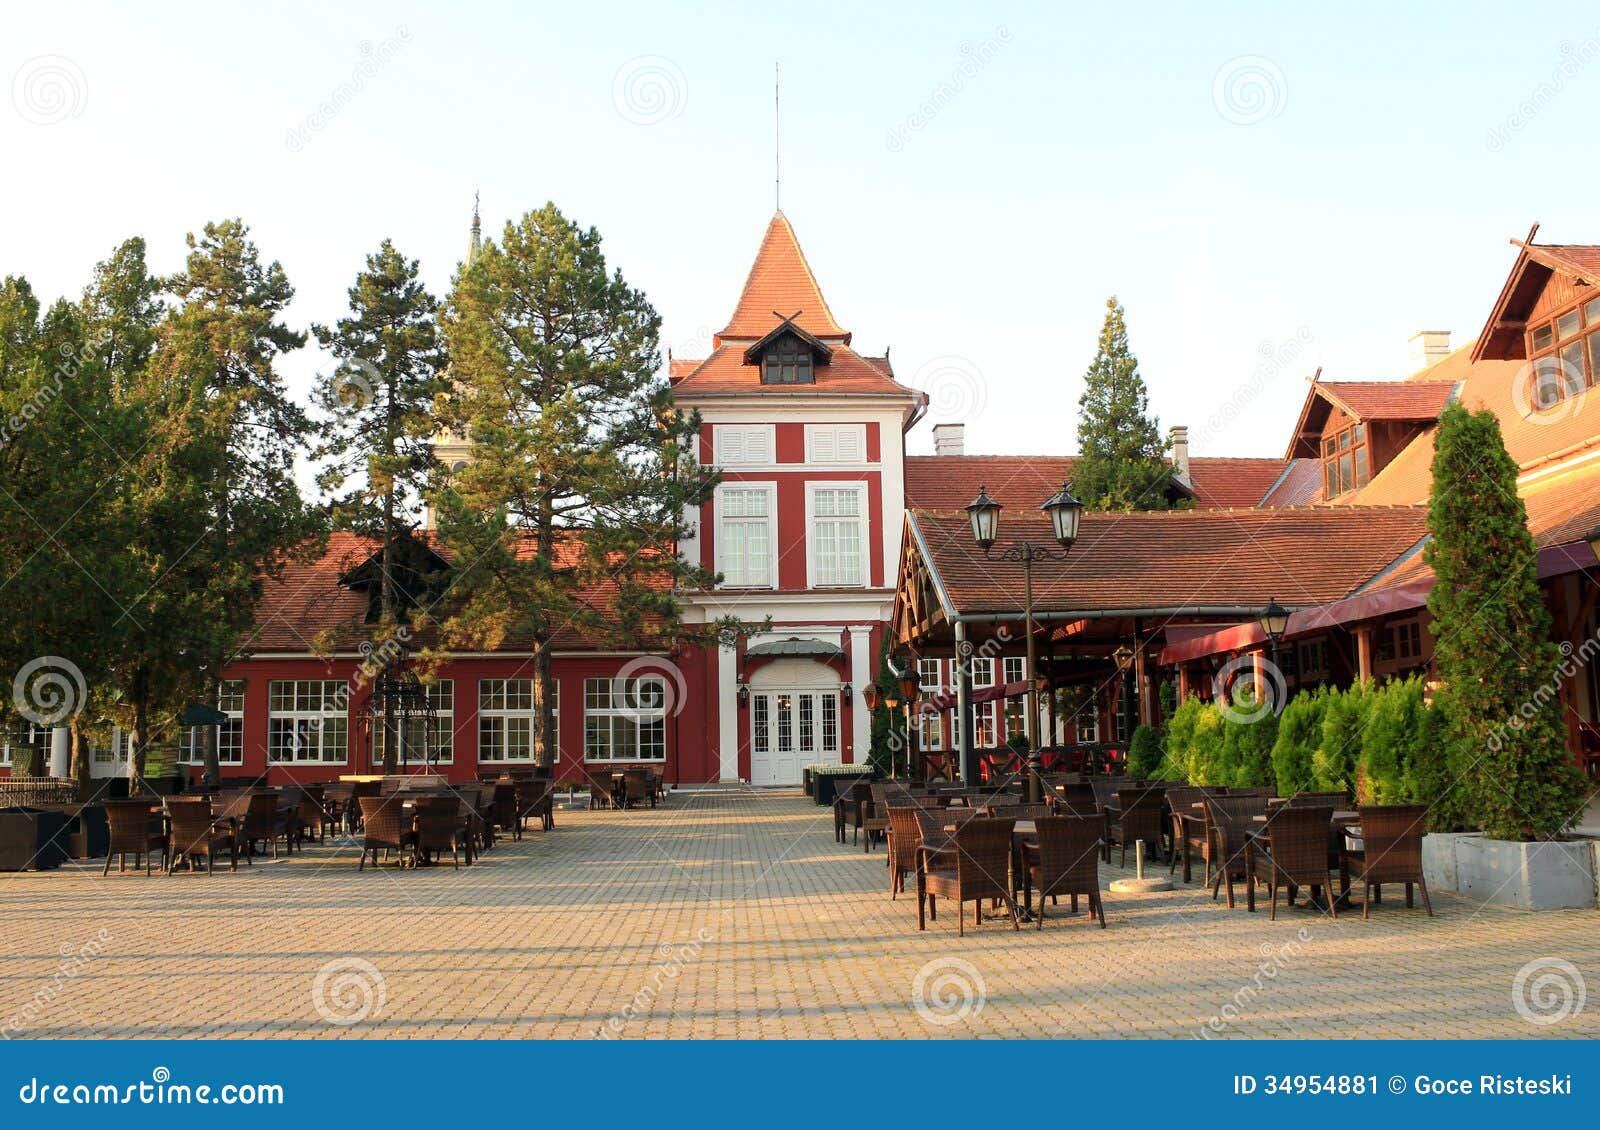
[467,190,481,266]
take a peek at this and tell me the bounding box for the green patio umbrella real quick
[177,702,229,726]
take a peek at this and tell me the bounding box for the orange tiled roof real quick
[671,343,915,398]
[715,212,848,346]
[909,506,1428,617]
[902,455,1290,511]
[246,532,663,654]
[1316,381,1456,421]
[1259,458,1324,507]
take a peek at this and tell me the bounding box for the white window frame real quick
[804,423,868,466]
[918,708,945,751]
[267,680,349,764]
[1003,657,1026,685]
[805,481,869,588]
[918,658,941,692]
[1073,699,1099,744]
[969,657,995,689]
[584,676,667,761]
[0,724,48,767]
[715,481,778,589]
[179,679,246,764]
[971,702,997,748]
[478,679,559,763]
[712,424,775,467]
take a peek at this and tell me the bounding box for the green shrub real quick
[1223,703,1279,787]
[1406,690,1467,828]
[1161,696,1205,781]
[1271,686,1328,796]
[1127,723,1163,778]
[1187,701,1228,786]
[1360,676,1425,804]
[1313,682,1370,795]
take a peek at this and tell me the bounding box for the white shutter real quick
[805,424,866,465]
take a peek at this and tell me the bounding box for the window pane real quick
[1558,310,1581,340]
[1586,297,1600,326]
[1531,323,1556,351]
[1560,341,1585,399]
[1587,331,1600,388]
[1353,445,1369,487]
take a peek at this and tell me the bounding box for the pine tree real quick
[162,220,321,784]
[1425,402,1585,840]
[434,203,735,767]
[1073,297,1171,510]
[313,242,445,772]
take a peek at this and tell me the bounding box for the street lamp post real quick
[1259,596,1290,674]
[965,482,1083,803]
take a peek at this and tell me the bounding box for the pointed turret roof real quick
[714,212,849,346]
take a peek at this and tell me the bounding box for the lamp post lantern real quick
[1259,596,1289,673]
[965,482,1082,803]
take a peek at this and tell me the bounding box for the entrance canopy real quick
[746,637,846,661]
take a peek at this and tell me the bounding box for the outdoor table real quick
[1247,812,1360,910]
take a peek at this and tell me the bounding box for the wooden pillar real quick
[1353,627,1373,685]
[1176,663,1190,703]
[955,621,976,785]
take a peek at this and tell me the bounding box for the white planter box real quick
[1425,833,1596,910]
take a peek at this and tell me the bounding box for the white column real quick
[848,626,872,765]
[49,728,70,777]
[718,638,740,782]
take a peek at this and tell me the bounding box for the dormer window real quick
[1321,422,1369,498]
[1525,294,1600,411]
[762,334,814,384]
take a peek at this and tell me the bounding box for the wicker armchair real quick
[489,781,518,838]
[295,785,331,845]
[1204,795,1269,909]
[513,780,552,838]
[239,792,294,860]
[1250,805,1337,919]
[588,772,617,810]
[1341,804,1432,919]
[102,799,166,876]
[357,795,416,870]
[413,796,470,869]
[165,797,238,875]
[1107,787,1167,867]
[886,805,923,899]
[1164,785,1225,881]
[917,818,1020,935]
[834,780,872,846]
[621,769,655,810]
[1022,814,1105,928]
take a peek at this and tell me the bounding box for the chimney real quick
[932,422,965,457]
[1168,425,1190,482]
[1409,330,1451,372]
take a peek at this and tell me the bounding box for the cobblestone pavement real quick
[1,788,1595,1039]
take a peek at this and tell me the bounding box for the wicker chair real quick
[1204,795,1269,909]
[357,795,416,871]
[489,781,518,838]
[917,818,1020,935]
[835,780,872,846]
[1106,787,1167,867]
[886,805,924,899]
[412,796,469,869]
[1277,790,1349,808]
[512,779,553,835]
[1165,785,1225,881]
[321,782,355,834]
[1053,782,1097,812]
[1341,804,1432,919]
[1022,814,1105,928]
[1250,805,1337,919]
[295,785,330,845]
[620,769,654,810]
[102,799,166,876]
[588,772,617,810]
[165,797,238,875]
[239,792,294,860]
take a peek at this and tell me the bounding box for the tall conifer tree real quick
[1073,297,1170,510]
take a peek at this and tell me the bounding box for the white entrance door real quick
[750,690,840,786]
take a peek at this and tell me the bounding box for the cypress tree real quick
[1425,402,1585,840]
[1073,297,1170,510]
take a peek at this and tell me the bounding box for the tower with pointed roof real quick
[673,212,925,784]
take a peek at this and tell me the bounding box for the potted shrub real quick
[1421,404,1592,909]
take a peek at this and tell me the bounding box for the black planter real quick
[812,769,874,808]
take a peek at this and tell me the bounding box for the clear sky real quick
[6,1,1600,461]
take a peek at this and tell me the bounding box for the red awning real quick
[1156,540,1598,666]
[920,678,1030,713]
